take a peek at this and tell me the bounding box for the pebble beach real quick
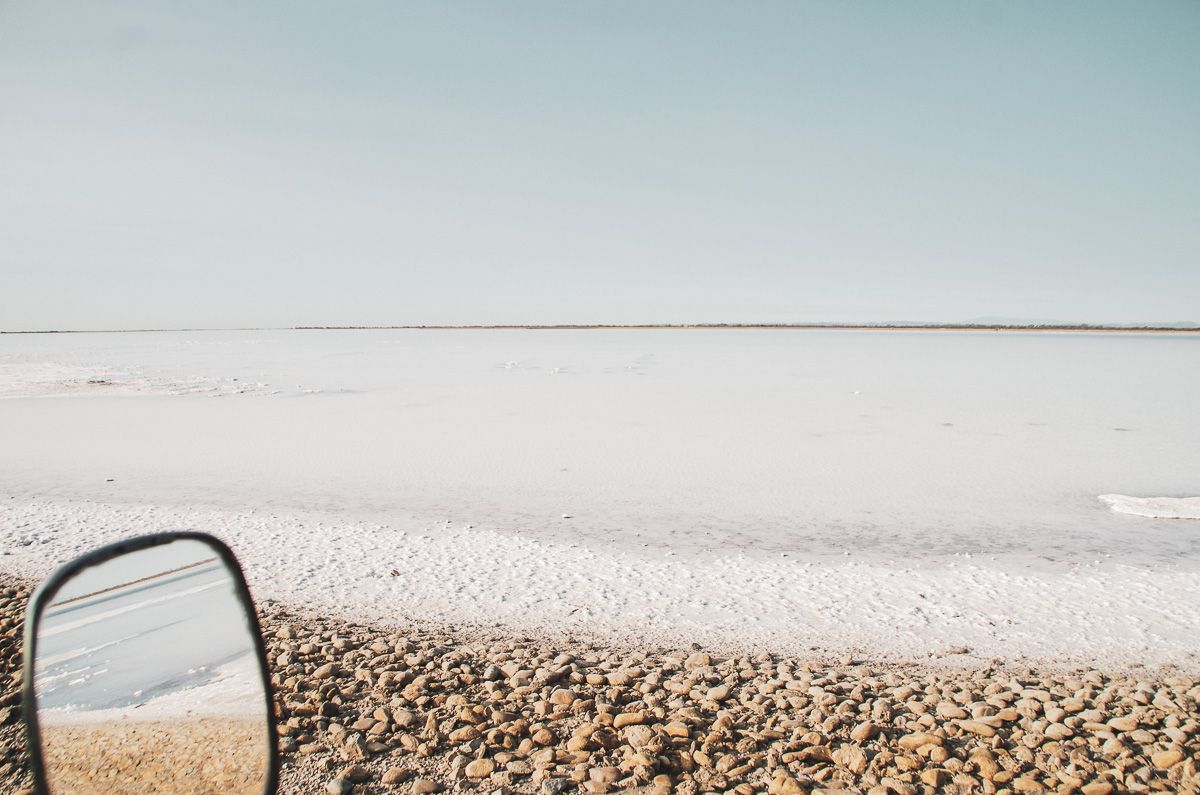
[3,582,1199,795]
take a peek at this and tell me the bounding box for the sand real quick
[38,717,267,795]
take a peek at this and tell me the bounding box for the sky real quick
[1,1,1198,330]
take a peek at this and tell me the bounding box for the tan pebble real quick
[920,769,948,787]
[380,767,408,786]
[1106,716,1138,732]
[832,744,868,775]
[706,683,731,701]
[338,765,371,783]
[1151,748,1184,769]
[684,652,711,670]
[1044,723,1073,740]
[897,731,943,749]
[464,758,495,778]
[589,766,621,785]
[849,720,878,742]
[613,710,647,729]
[1080,783,1114,795]
[767,774,806,795]
[506,760,532,775]
[664,721,690,738]
[606,670,631,686]
[969,747,999,780]
[411,780,441,794]
[533,728,556,745]
[549,688,576,706]
[448,726,481,742]
[958,720,997,737]
[625,725,655,749]
[314,663,338,679]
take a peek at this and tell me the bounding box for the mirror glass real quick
[31,538,270,795]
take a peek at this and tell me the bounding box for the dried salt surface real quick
[4,498,1198,670]
[2,329,1199,670]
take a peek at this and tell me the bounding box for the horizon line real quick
[3,322,1199,335]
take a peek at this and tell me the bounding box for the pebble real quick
[464,758,495,778]
[380,767,408,785]
[612,710,646,729]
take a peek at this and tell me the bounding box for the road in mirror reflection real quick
[33,539,268,795]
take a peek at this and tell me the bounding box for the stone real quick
[1044,723,1073,740]
[464,758,496,778]
[549,688,577,706]
[625,725,655,749]
[325,779,352,795]
[449,725,481,742]
[411,780,442,794]
[706,683,731,702]
[850,720,878,742]
[589,766,621,785]
[958,720,997,737]
[920,769,948,787]
[1151,748,1183,769]
[768,774,807,795]
[833,743,868,774]
[381,767,408,786]
[684,652,712,670]
[664,721,690,738]
[1107,716,1138,732]
[613,710,647,729]
[898,732,943,750]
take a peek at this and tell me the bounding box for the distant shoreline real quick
[3,323,1198,335]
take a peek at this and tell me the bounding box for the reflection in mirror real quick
[32,538,269,795]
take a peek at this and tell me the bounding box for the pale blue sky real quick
[1,2,1197,330]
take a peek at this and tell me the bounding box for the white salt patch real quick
[0,361,271,399]
[4,498,1199,668]
[1100,494,1200,520]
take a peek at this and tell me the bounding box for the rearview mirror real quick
[22,533,277,795]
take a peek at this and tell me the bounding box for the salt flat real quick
[1,329,1198,666]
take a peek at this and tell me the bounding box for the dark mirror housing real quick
[22,532,278,795]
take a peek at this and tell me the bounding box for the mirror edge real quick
[21,531,279,795]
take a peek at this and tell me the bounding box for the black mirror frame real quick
[21,531,279,795]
